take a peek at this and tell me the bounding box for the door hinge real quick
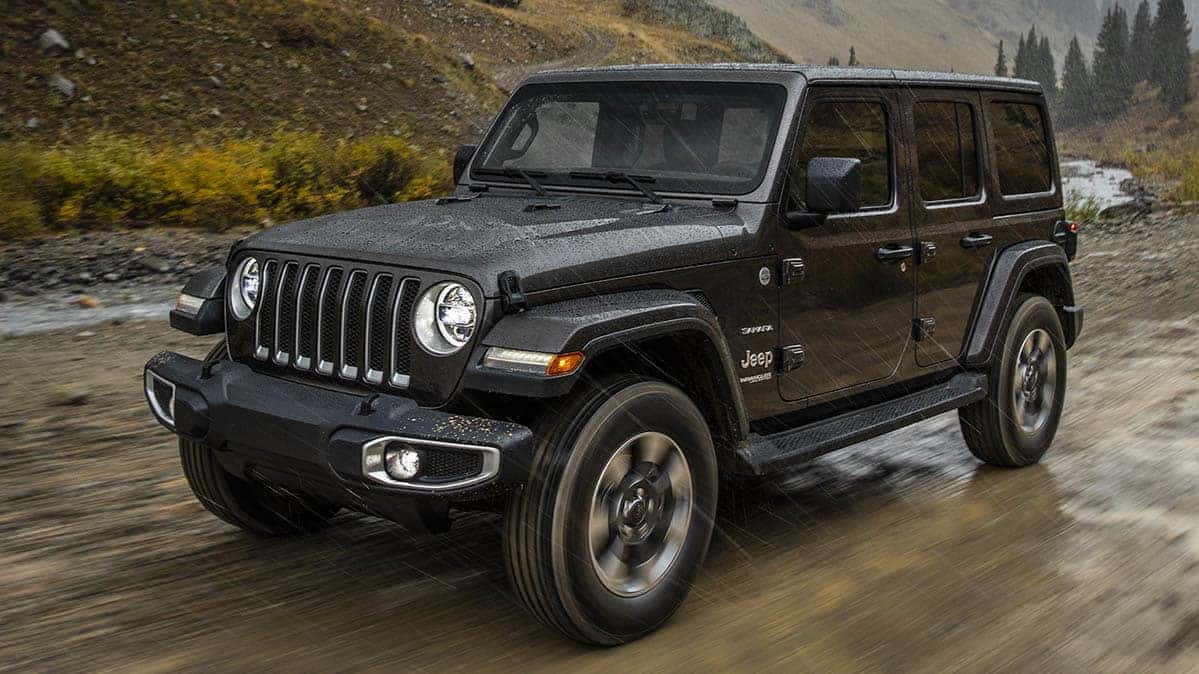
[913,317,936,341]
[781,257,806,285]
[918,241,938,264]
[498,270,526,314]
[779,344,807,372]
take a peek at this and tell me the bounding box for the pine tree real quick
[1129,0,1155,82]
[1060,36,1095,126]
[1025,26,1040,80]
[1040,36,1058,102]
[1151,0,1193,106]
[1094,6,1134,117]
[1015,34,1028,78]
[848,46,859,66]
[995,40,1009,77]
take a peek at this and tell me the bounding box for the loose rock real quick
[39,29,71,53]
[73,295,103,309]
[48,73,76,98]
[49,385,90,407]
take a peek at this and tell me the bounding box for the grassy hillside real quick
[2,0,767,146]
[0,0,772,237]
[1058,53,1199,202]
[709,0,1097,73]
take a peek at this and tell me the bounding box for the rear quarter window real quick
[989,102,1053,195]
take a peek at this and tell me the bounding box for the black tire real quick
[959,295,1067,467]
[504,376,718,645]
[179,340,339,536]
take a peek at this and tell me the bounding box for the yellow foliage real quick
[0,132,450,238]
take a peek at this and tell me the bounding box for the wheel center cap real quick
[623,497,647,523]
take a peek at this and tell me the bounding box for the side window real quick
[914,101,980,202]
[792,100,892,210]
[989,102,1052,195]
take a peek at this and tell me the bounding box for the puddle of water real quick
[1061,159,1134,209]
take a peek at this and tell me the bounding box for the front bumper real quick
[144,351,535,504]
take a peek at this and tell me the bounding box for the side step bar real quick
[737,373,988,476]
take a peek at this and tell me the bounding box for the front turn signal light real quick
[483,347,584,376]
[546,352,584,376]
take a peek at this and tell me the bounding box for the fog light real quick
[384,445,421,480]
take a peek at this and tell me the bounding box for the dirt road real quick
[1,211,1197,672]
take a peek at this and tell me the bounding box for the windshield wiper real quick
[569,170,664,205]
[474,167,549,197]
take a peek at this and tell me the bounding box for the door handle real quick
[960,232,994,249]
[875,243,915,262]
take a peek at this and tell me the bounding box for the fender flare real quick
[170,266,226,336]
[462,289,749,442]
[964,241,1079,368]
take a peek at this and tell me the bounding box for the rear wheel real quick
[959,295,1067,467]
[504,376,718,645]
[179,341,339,536]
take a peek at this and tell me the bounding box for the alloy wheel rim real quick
[588,431,693,597]
[1011,328,1057,435]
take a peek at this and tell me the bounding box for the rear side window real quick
[793,100,892,209]
[914,101,980,202]
[990,102,1053,195]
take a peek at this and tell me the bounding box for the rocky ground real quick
[0,226,250,303]
[0,209,1197,671]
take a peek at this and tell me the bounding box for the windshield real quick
[473,81,788,196]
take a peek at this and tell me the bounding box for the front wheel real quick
[504,377,718,645]
[959,295,1068,467]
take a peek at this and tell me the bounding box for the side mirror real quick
[783,157,862,229]
[806,157,862,213]
[452,144,478,185]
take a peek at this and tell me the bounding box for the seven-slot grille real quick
[252,259,420,388]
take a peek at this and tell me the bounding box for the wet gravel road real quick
[1,214,1197,672]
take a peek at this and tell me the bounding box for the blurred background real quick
[1,1,1197,671]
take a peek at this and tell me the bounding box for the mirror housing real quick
[806,157,862,214]
[452,144,478,185]
[782,157,863,230]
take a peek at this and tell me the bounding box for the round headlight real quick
[230,257,260,320]
[414,282,477,355]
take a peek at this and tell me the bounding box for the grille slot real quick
[254,260,279,361]
[364,274,394,384]
[294,264,320,370]
[273,262,299,365]
[390,279,421,387]
[317,267,345,375]
[339,271,369,380]
[250,257,416,389]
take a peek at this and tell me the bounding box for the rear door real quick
[903,89,992,366]
[777,87,916,401]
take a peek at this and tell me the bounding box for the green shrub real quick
[0,132,449,238]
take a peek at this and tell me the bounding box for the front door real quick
[778,88,916,401]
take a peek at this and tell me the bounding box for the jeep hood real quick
[239,194,750,296]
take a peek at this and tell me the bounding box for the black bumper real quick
[144,351,535,503]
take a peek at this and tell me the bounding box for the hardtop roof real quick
[525,63,1043,94]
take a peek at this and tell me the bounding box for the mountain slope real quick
[708,0,1104,73]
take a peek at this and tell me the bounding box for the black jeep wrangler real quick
[146,65,1082,645]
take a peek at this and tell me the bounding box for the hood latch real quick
[498,270,527,314]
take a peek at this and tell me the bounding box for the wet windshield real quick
[474,81,788,196]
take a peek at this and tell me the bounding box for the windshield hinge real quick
[498,270,527,314]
